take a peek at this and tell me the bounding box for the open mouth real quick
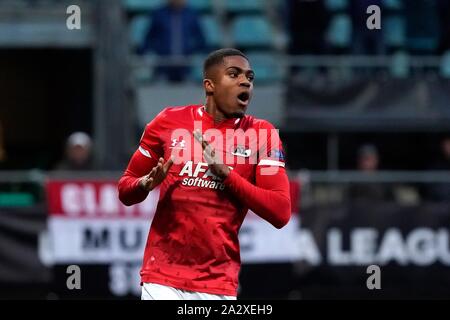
[237,92,250,105]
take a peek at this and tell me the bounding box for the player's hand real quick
[193,129,230,180]
[139,156,174,192]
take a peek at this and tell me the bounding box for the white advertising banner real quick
[45,180,301,265]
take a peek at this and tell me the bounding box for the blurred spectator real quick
[348,144,392,202]
[427,136,450,202]
[350,0,385,55]
[139,0,206,82]
[357,144,379,172]
[55,132,94,171]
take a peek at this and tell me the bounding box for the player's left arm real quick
[193,123,291,229]
[223,166,291,229]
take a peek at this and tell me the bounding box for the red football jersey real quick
[118,105,290,296]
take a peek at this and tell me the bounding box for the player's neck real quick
[205,101,227,124]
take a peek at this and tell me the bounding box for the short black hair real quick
[203,48,248,78]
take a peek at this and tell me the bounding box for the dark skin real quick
[198,55,254,179]
[139,55,254,191]
[139,156,174,191]
[203,56,254,122]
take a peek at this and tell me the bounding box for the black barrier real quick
[0,205,51,299]
[287,202,450,299]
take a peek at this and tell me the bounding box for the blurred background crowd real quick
[1,0,449,205]
[0,0,450,299]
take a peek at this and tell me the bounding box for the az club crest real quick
[231,145,252,158]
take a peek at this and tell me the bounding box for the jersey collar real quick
[197,105,241,128]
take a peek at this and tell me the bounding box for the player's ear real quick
[203,78,214,96]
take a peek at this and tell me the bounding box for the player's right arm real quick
[118,109,171,206]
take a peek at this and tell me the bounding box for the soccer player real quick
[118,48,291,300]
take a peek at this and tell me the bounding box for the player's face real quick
[212,56,254,118]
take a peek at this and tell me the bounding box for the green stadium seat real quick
[200,15,222,49]
[383,0,403,10]
[124,0,211,13]
[440,51,450,79]
[390,51,410,78]
[325,0,348,11]
[123,0,163,12]
[384,15,406,48]
[188,0,212,13]
[129,15,151,48]
[246,52,283,84]
[231,16,273,49]
[190,54,207,82]
[225,0,265,14]
[325,14,352,48]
